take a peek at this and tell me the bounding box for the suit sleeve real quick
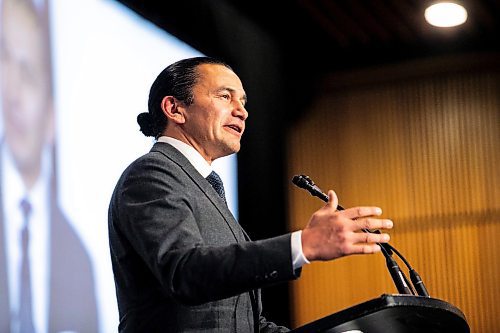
[111,155,300,306]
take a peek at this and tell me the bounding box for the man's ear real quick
[161,96,186,124]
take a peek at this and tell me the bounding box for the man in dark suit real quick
[0,174,99,333]
[0,0,98,331]
[108,57,393,332]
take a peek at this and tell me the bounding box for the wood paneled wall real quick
[286,60,499,332]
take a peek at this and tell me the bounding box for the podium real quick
[290,294,469,333]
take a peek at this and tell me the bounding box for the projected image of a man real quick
[0,0,98,331]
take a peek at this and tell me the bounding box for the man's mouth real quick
[225,124,243,134]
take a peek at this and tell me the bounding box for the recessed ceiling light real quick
[425,2,468,28]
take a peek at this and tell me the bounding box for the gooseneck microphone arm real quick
[292,175,392,254]
[292,174,430,297]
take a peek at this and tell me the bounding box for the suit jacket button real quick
[269,271,278,279]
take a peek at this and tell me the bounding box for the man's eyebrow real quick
[240,93,248,105]
[218,87,247,104]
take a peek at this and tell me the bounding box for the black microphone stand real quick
[292,174,429,297]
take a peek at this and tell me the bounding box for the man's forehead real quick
[2,0,41,28]
[1,0,45,48]
[196,63,245,91]
[1,13,47,66]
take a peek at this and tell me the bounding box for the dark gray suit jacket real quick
[108,142,300,332]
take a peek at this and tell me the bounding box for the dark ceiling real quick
[233,0,500,68]
[117,0,500,72]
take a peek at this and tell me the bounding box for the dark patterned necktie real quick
[206,171,226,203]
[19,198,35,333]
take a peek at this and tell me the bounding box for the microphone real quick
[292,175,343,209]
[292,174,430,297]
[292,175,391,254]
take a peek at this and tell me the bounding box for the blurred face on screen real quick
[0,0,54,187]
[173,63,248,163]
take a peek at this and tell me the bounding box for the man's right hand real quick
[301,190,393,262]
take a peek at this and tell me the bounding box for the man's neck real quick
[157,136,213,178]
[17,164,41,190]
[161,130,214,164]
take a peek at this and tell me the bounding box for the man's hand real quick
[301,190,393,261]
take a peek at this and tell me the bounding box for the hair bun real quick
[137,112,156,137]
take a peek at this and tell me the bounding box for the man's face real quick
[180,64,248,163]
[0,0,53,174]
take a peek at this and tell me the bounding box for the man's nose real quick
[233,101,248,120]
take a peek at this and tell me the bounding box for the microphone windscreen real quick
[292,175,309,189]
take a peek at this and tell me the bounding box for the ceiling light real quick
[425,2,468,27]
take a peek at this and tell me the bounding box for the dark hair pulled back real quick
[137,57,232,138]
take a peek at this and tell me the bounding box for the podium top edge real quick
[290,294,469,333]
[380,294,467,319]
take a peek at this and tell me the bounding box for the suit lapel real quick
[151,142,246,243]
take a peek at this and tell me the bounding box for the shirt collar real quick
[2,143,52,231]
[157,136,213,178]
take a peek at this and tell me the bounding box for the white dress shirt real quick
[157,136,309,269]
[2,144,51,333]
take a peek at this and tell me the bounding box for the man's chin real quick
[215,143,240,159]
[230,142,241,154]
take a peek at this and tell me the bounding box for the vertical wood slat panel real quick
[286,70,499,332]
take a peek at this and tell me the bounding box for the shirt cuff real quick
[291,230,310,270]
